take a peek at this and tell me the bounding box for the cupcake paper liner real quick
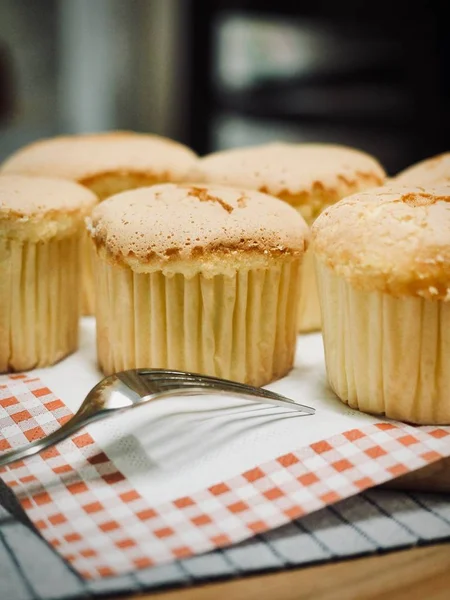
[0,236,81,372]
[94,257,302,387]
[81,231,95,315]
[316,260,450,424]
[297,248,321,333]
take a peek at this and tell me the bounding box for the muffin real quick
[190,143,385,332]
[88,183,309,385]
[1,131,197,314]
[0,175,96,372]
[312,184,450,425]
[395,152,450,186]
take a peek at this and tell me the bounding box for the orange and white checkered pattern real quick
[1,374,449,579]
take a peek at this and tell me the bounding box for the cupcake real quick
[88,183,309,385]
[394,152,450,186]
[0,175,96,372]
[312,184,450,425]
[190,143,385,332]
[1,131,197,314]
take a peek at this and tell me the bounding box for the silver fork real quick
[0,369,315,467]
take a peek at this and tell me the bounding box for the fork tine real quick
[139,370,293,400]
[138,370,273,397]
[138,369,279,396]
[137,370,315,414]
[157,383,314,414]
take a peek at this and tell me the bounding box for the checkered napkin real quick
[1,366,449,580]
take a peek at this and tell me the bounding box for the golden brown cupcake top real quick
[0,131,197,185]
[89,183,309,276]
[189,143,385,219]
[395,152,450,186]
[0,174,97,241]
[312,184,450,300]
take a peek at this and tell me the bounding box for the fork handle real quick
[0,411,105,468]
[0,380,314,468]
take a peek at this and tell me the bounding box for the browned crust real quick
[91,234,305,268]
[312,186,450,301]
[316,253,450,300]
[259,171,384,207]
[1,131,197,187]
[188,186,234,213]
[87,183,309,270]
[401,191,450,207]
[0,206,91,221]
[79,169,172,189]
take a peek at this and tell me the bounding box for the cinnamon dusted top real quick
[0,131,197,185]
[311,184,450,300]
[88,183,309,276]
[0,175,96,241]
[189,143,385,221]
[395,152,450,186]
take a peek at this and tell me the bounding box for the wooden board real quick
[382,457,450,493]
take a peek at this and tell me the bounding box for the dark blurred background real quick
[0,0,448,175]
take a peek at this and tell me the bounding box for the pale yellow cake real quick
[312,184,450,425]
[0,175,96,372]
[1,131,197,314]
[190,143,386,332]
[395,152,450,186]
[88,183,309,385]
